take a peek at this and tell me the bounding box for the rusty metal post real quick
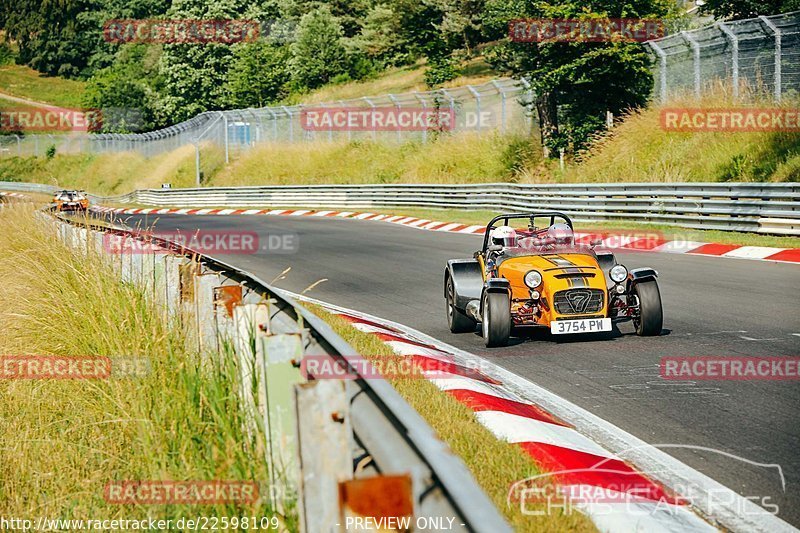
[294,380,352,533]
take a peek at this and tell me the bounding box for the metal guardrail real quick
[46,209,509,533]
[4,180,799,234]
[32,181,800,236]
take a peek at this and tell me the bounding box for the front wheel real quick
[482,291,511,347]
[446,276,475,333]
[633,280,663,336]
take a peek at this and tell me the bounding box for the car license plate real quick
[550,318,611,335]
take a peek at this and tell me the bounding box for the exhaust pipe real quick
[465,299,481,322]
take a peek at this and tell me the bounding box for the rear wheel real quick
[482,291,511,347]
[633,281,663,336]
[446,276,475,333]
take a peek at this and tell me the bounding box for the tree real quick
[82,44,164,131]
[484,0,677,155]
[153,0,247,123]
[225,41,291,107]
[700,0,800,19]
[288,6,349,89]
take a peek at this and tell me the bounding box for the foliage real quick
[288,6,350,89]
[699,0,800,19]
[484,0,678,155]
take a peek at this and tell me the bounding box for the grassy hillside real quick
[1,93,798,195]
[285,57,497,104]
[0,64,87,108]
[563,95,800,183]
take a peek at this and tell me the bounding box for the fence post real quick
[388,94,402,142]
[760,15,782,101]
[681,31,702,99]
[490,80,507,133]
[363,97,377,141]
[717,22,739,99]
[518,77,535,134]
[222,112,229,163]
[194,141,201,187]
[439,88,456,131]
[466,85,481,132]
[282,106,294,142]
[413,92,427,143]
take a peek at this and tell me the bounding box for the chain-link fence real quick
[1,11,797,173]
[647,11,800,102]
[0,78,534,162]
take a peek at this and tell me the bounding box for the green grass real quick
[562,93,800,183]
[303,303,596,533]
[0,64,87,108]
[0,206,294,527]
[282,57,497,105]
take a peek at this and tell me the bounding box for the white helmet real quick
[547,223,574,245]
[490,225,518,248]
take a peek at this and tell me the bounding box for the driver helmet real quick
[491,225,518,248]
[547,223,574,246]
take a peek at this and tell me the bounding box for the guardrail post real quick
[681,31,702,99]
[717,22,739,99]
[760,15,782,101]
[294,379,352,533]
[162,254,183,319]
[195,271,221,355]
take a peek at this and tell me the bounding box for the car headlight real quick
[524,270,543,288]
[609,264,628,283]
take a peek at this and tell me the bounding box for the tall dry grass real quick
[0,206,293,527]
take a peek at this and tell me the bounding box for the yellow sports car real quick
[444,212,663,347]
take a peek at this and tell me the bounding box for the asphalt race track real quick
[120,212,800,526]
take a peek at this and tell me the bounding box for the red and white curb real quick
[283,290,795,533]
[92,205,800,264]
[0,191,28,200]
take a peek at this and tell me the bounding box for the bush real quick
[45,145,56,159]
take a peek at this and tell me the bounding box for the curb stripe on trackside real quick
[92,205,800,265]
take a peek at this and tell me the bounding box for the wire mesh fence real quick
[0,11,796,169]
[0,78,535,162]
[648,11,800,101]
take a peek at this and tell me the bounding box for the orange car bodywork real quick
[53,192,89,211]
[478,251,608,326]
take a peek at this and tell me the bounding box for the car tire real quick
[446,277,475,333]
[482,291,511,347]
[633,280,663,336]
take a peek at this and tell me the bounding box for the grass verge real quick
[0,64,87,108]
[302,303,596,532]
[0,205,294,527]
